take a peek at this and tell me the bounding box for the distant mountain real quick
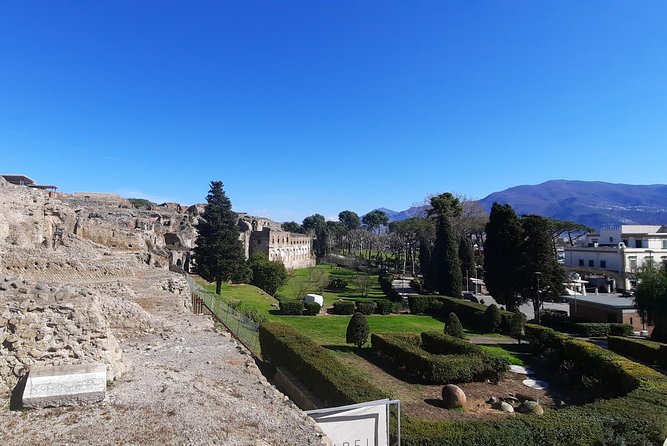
[377,180,667,229]
[375,206,427,223]
[478,180,667,228]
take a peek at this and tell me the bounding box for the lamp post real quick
[534,271,543,324]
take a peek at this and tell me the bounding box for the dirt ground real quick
[338,349,558,422]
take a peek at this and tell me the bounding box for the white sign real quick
[306,399,400,446]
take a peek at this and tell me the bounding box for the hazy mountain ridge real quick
[376,180,667,229]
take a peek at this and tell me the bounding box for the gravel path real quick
[0,272,329,446]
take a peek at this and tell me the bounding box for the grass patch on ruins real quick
[196,278,278,314]
[276,263,385,306]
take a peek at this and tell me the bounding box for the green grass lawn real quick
[276,263,386,306]
[277,313,445,348]
[196,277,278,313]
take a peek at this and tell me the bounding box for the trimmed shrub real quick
[378,273,401,301]
[445,312,465,339]
[356,301,377,315]
[608,336,663,365]
[407,295,442,314]
[574,323,633,337]
[346,312,370,348]
[332,300,356,315]
[609,323,634,336]
[399,324,667,445]
[510,312,527,344]
[420,331,484,356]
[540,309,570,331]
[374,299,393,315]
[371,333,507,383]
[439,297,514,333]
[483,304,501,333]
[279,300,304,315]
[327,277,348,290]
[259,322,387,407]
[660,345,667,369]
[303,301,321,316]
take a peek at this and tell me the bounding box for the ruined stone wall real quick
[268,232,315,269]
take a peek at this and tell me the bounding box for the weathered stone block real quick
[22,363,106,408]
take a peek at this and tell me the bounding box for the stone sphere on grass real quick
[442,384,466,408]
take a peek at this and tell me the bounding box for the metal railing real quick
[185,275,261,356]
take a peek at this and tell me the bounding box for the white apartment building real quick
[563,225,667,291]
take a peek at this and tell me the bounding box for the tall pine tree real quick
[193,181,248,294]
[484,203,522,310]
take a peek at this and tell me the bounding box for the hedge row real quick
[258,322,387,407]
[378,273,401,301]
[608,335,667,368]
[573,322,633,337]
[420,331,484,356]
[371,332,507,384]
[279,300,304,315]
[332,300,356,315]
[400,324,667,445]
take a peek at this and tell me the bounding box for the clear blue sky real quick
[1,1,666,222]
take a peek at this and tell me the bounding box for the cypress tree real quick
[459,237,476,290]
[484,203,523,311]
[517,215,565,324]
[445,312,465,339]
[346,312,370,348]
[431,214,462,297]
[193,181,248,294]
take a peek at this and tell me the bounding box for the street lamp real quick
[534,272,543,324]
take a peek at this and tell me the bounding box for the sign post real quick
[306,399,400,446]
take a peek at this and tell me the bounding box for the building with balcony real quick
[563,225,667,291]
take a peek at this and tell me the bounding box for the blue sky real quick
[1,2,666,222]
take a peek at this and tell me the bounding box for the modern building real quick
[1,174,58,197]
[562,294,652,335]
[563,225,667,291]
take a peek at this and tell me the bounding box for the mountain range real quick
[378,180,667,229]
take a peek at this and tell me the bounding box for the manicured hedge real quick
[279,300,304,315]
[420,331,484,356]
[400,324,667,445]
[374,299,394,315]
[439,297,515,333]
[258,322,387,407]
[407,295,443,314]
[608,335,664,366]
[371,333,507,384]
[356,301,376,315]
[539,309,571,331]
[332,300,356,315]
[378,273,401,301]
[303,301,321,315]
[660,345,667,369]
[574,322,633,337]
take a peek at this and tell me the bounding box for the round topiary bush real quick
[346,312,370,348]
[356,301,376,315]
[279,300,304,315]
[303,301,321,316]
[374,299,393,315]
[484,304,502,333]
[445,312,465,339]
[333,300,356,315]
